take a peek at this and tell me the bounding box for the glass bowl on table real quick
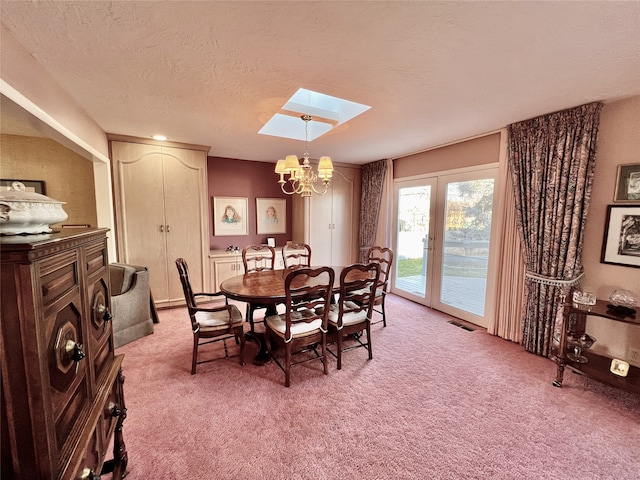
[607,289,637,316]
[572,291,596,311]
[566,333,596,364]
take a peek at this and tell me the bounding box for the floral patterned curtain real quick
[508,102,602,356]
[359,160,387,263]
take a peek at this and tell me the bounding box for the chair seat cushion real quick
[350,287,384,307]
[325,302,368,326]
[351,287,383,297]
[195,305,243,332]
[265,309,322,338]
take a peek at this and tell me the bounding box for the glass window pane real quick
[440,179,494,316]
[395,185,431,296]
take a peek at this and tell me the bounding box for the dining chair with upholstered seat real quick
[264,266,334,387]
[242,245,276,332]
[175,258,245,374]
[325,262,380,369]
[366,246,394,327]
[282,243,311,269]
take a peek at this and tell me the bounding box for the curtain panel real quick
[374,159,395,249]
[508,102,602,356]
[490,170,525,342]
[358,160,387,263]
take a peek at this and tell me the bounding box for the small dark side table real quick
[553,299,640,394]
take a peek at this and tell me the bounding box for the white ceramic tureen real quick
[0,182,68,235]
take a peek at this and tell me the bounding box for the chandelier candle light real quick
[275,115,334,196]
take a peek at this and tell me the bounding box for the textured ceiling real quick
[1,1,639,164]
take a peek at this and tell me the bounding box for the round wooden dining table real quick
[220,268,341,306]
[220,266,346,365]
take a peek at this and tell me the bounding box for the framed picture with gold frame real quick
[613,163,640,203]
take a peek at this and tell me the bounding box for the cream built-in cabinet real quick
[110,138,210,308]
[210,253,243,291]
[209,248,293,291]
[292,165,361,266]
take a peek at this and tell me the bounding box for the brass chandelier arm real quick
[278,172,329,196]
[273,114,334,197]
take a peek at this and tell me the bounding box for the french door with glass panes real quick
[392,167,499,328]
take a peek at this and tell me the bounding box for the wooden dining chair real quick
[242,245,276,332]
[282,243,312,268]
[366,246,394,327]
[325,262,380,369]
[175,258,245,374]
[264,266,335,387]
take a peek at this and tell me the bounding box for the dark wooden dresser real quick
[1,229,128,479]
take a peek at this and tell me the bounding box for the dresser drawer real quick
[98,367,125,460]
[46,291,92,452]
[74,426,102,480]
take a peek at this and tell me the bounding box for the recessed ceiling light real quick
[152,134,168,141]
[259,88,370,141]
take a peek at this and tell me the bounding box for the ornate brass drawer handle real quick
[65,340,85,374]
[96,303,113,321]
[80,467,101,480]
[107,401,121,418]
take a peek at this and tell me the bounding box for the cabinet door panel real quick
[309,189,333,266]
[328,171,353,267]
[307,167,357,267]
[162,147,207,304]
[113,142,169,301]
[46,296,91,452]
[212,257,242,291]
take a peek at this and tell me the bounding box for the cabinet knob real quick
[108,401,121,418]
[96,304,112,321]
[80,467,101,480]
[166,224,170,233]
[160,225,164,232]
[65,340,85,373]
[66,340,85,361]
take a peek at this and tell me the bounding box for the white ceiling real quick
[1,1,639,165]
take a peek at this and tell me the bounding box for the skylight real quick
[258,88,370,141]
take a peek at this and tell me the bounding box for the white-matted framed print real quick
[601,205,640,268]
[213,197,248,236]
[256,198,286,235]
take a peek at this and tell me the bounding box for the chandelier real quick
[274,114,334,197]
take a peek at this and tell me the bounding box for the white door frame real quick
[392,163,502,328]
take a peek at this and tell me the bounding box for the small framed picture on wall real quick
[256,198,286,235]
[0,179,46,195]
[613,163,640,203]
[213,196,248,236]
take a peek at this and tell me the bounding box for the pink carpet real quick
[113,295,640,479]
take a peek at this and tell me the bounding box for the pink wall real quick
[581,95,640,296]
[207,157,292,250]
[394,133,501,178]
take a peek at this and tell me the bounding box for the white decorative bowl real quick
[0,182,68,235]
